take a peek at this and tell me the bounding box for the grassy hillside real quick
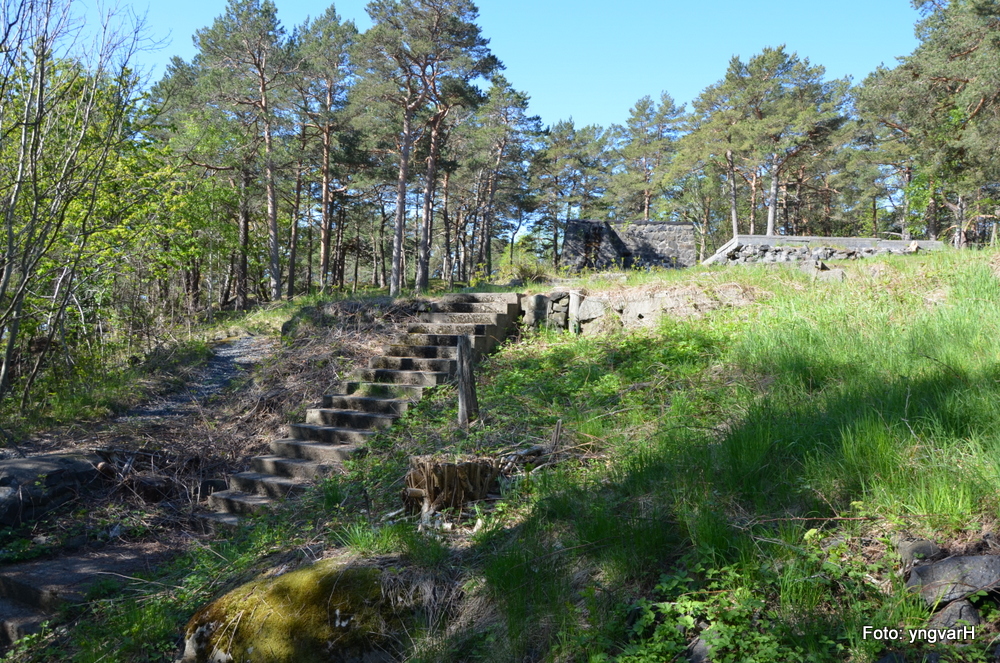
[11,249,1000,663]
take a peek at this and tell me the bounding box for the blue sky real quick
[104,0,921,128]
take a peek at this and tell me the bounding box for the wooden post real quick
[568,290,582,334]
[457,335,479,428]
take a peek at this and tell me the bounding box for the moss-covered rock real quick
[176,558,407,663]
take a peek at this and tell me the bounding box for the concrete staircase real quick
[198,292,521,530]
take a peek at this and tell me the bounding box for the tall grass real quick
[441,250,1000,661]
[18,250,1000,662]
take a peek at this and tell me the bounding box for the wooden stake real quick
[457,335,479,428]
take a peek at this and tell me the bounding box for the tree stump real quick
[402,455,499,516]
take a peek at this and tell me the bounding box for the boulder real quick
[906,555,1000,606]
[576,296,608,323]
[799,259,829,274]
[897,539,941,568]
[927,599,980,631]
[0,453,103,527]
[177,558,447,663]
[687,635,711,663]
[816,268,846,282]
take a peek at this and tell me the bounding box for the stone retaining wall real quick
[703,235,944,266]
[562,220,697,271]
[722,242,921,265]
[521,284,758,335]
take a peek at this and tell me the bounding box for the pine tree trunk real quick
[263,117,281,301]
[287,184,300,299]
[378,200,388,288]
[823,176,832,236]
[766,154,780,236]
[306,218,313,293]
[319,129,333,294]
[391,109,415,296]
[458,209,467,282]
[727,149,739,238]
[442,171,453,287]
[781,183,789,235]
[872,196,878,238]
[352,221,361,293]
[334,206,346,289]
[287,128,305,299]
[221,252,235,308]
[902,166,912,241]
[793,171,803,235]
[416,116,445,292]
[237,168,251,311]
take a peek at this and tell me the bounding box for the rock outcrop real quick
[177,557,453,663]
[0,453,103,527]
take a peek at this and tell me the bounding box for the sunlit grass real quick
[17,248,1000,662]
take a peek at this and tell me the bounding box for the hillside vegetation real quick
[9,249,1000,663]
[5,0,1000,425]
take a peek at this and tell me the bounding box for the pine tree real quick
[194,0,293,300]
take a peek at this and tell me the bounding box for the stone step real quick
[321,394,413,415]
[342,382,425,400]
[251,455,333,479]
[405,322,498,337]
[0,542,180,615]
[0,596,46,647]
[304,408,397,429]
[287,423,375,444]
[195,511,243,533]
[208,489,273,515]
[383,344,458,359]
[425,301,515,314]
[270,439,361,463]
[417,312,510,326]
[368,356,456,373]
[354,368,450,386]
[231,472,310,499]
[0,570,68,615]
[393,333,490,354]
[438,292,520,305]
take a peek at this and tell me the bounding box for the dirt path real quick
[120,335,276,421]
[0,335,282,647]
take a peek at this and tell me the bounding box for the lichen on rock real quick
[177,558,406,663]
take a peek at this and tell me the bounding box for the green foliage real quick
[416,252,1000,660]
[19,252,1000,662]
[617,539,908,663]
[494,258,553,285]
[334,522,405,556]
[1,340,212,432]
